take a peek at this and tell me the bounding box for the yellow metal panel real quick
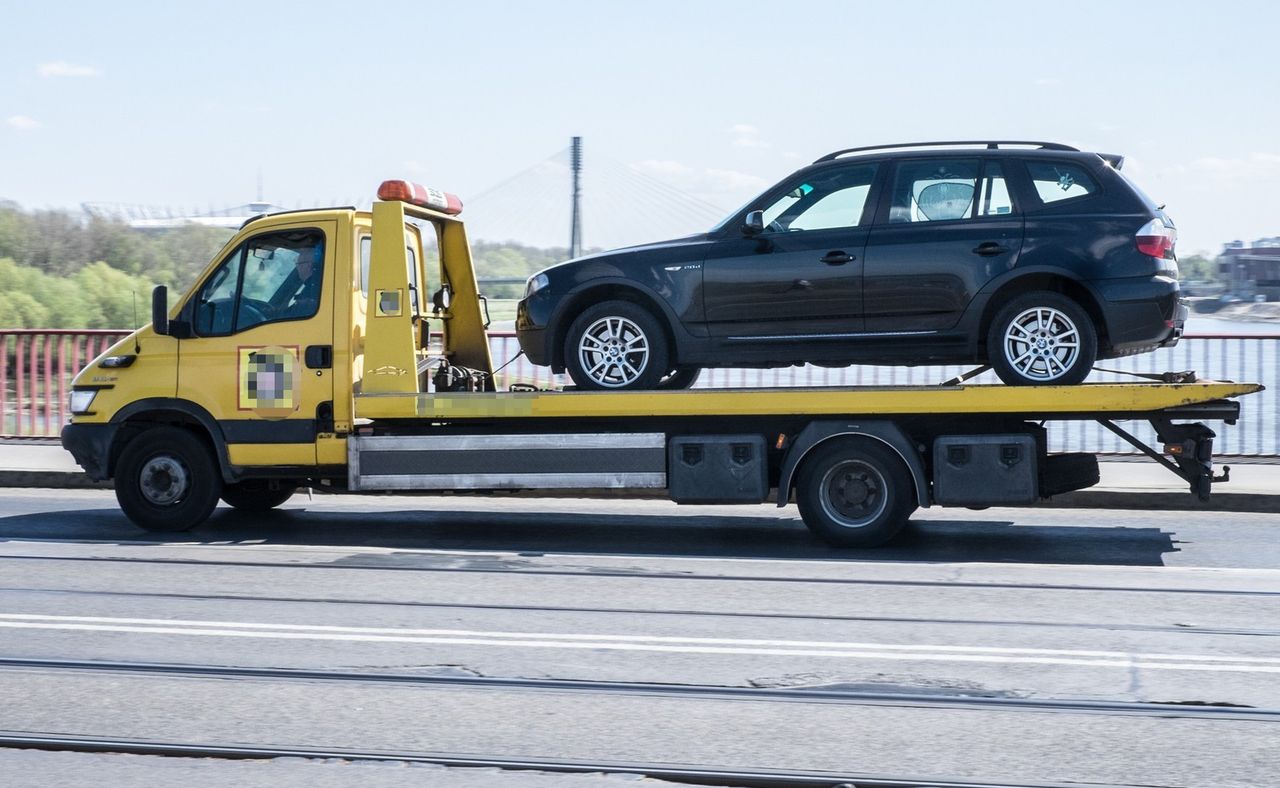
[355,382,1263,421]
[438,220,495,384]
[361,201,417,394]
[227,443,316,466]
[71,330,178,424]
[316,435,347,465]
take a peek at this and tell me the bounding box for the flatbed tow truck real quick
[62,181,1263,547]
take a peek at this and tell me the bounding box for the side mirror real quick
[151,285,169,336]
[742,210,765,237]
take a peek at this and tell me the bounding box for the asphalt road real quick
[0,488,1277,787]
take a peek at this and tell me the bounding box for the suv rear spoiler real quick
[1098,153,1125,170]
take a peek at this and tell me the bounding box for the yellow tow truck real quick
[62,180,1263,546]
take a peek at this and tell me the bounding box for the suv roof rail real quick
[814,141,1080,163]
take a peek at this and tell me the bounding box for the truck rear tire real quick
[796,438,916,548]
[220,480,298,512]
[114,426,222,532]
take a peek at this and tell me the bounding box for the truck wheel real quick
[988,291,1097,386]
[220,480,298,512]
[564,300,669,390]
[658,367,701,390]
[114,426,222,532]
[796,438,916,548]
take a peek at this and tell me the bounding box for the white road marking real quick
[1,613,1277,674]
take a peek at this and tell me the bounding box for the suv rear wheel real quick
[987,291,1097,386]
[564,300,669,390]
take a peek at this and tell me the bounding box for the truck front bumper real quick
[61,423,118,481]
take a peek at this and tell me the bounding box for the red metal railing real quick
[1,330,127,438]
[4,328,1278,458]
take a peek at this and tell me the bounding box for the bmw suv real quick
[516,141,1185,389]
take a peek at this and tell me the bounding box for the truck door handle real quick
[972,242,1010,256]
[305,345,333,369]
[820,251,854,265]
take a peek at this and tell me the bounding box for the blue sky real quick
[2,0,1277,253]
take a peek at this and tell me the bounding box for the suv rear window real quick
[1026,161,1097,204]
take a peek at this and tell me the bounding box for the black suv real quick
[516,141,1185,389]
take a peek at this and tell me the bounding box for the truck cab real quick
[62,182,492,528]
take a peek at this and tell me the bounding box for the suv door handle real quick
[820,251,854,265]
[972,242,1010,257]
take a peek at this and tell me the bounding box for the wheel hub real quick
[139,456,189,506]
[577,316,650,388]
[1003,306,1081,382]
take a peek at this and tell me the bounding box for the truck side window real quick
[193,228,326,337]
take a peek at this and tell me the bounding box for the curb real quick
[0,470,1275,512]
[0,471,112,490]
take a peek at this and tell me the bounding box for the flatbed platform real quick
[355,381,1263,421]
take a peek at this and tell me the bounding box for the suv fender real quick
[548,278,691,370]
[963,266,1108,354]
[777,420,929,508]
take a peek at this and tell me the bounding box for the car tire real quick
[564,300,669,390]
[114,426,222,532]
[658,367,701,390]
[987,291,1097,386]
[220,480,299,512]
[795,438,917,548]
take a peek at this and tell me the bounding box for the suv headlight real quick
[69,389,97,415]
[524,273,550,298]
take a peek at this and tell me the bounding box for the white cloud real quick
[729,123,769,149]
[38,61,100,78]
[1035,78,1061,86]
[629,160,768,198]
[1188,153,1280,177]
[6,115,41,130]
[781,151,803,160]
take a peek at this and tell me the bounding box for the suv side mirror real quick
[742,210,765,237]
[151,285,169,336]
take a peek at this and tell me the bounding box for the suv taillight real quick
[1136,217,1176,259]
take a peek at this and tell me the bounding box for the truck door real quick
[177,220,337,468]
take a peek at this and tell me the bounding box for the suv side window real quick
[888,159,981,223]
[1027,161,1097,204]
[193,229,326,337]
[760,164,877,232]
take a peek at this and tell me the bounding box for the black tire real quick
[220,480,298,512]
[658,367,702,390]
[1039,452,1100,497]
[563,300,669,390]
[114,426,222,532]
[795,438,917,548]
[987,291,1097,386]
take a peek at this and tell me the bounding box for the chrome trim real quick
[726,330,937,341]
[352,434,663,452]
[356,472,667,491]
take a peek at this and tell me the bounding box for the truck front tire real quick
[114,426,222,532]
[795,438,916,548]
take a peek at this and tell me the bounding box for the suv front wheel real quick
[987,291,1097,386]
[564,300,670,390]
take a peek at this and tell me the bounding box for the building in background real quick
[1218,238,1280,301]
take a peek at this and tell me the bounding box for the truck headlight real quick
[524,273,550,298]
[69,390,97,415]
